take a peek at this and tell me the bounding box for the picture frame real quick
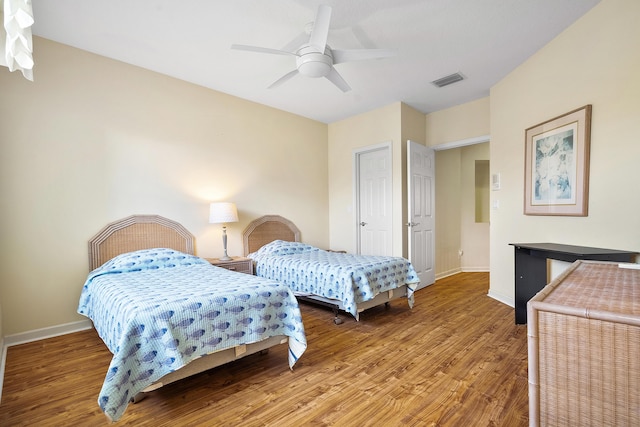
[524,105,592,216]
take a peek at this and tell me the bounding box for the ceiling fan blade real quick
[231,44,296,57]
[308,5,331,52]
[280,32,309,53]
[325,67,351,92]
[268,69,299,89]
[332,48,397,65]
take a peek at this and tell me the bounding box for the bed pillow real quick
[253,240,319,257]
[94,248,208,276]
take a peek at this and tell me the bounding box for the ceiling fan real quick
[231,5,395,92]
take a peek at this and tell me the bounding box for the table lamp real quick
[209,202,239,261]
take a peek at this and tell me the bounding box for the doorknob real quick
[405,222,419,227]
[360,221,367,226]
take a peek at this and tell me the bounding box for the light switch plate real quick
[492,173,501,190]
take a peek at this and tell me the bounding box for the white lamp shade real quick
[209,202,239,224]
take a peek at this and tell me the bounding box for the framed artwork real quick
[524,105,592,216]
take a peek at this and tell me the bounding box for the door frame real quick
[353,141,392,255]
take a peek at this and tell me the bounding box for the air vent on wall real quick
[432,72,464,88]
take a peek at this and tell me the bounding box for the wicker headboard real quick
[242,215,301,256]
[88,215,196,270]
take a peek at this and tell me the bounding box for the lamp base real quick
[219,226,233,262]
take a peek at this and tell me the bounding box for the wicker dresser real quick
[527,260,640,426]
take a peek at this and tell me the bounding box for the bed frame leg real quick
[132,392,147,404]
[333,307,343,325]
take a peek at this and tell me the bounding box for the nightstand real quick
[206,257,253,275]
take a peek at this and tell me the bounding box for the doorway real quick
[434,141,490,277]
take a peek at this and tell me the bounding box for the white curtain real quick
[1,0,34,81]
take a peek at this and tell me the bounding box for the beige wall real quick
[0,38,329,336]
[489,0,640,305]
[435,149,462,276]
[425,97,490,146]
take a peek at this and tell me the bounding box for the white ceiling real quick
[30,0,600,124]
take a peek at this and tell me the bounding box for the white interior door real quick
[407,140,435,289]
[355,143,392,256]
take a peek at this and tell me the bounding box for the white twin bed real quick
[80,215,307,421]
[243,215,420,324]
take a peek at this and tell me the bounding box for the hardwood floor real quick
[0,273,529,426]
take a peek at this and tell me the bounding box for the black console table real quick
[509,243,637,324]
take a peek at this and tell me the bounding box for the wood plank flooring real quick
[0,272,529,426]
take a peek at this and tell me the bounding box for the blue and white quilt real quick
[77,248,307,422]
[249,240,420,318]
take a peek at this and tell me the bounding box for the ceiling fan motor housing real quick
[296,45,333,78]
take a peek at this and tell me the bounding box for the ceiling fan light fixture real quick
[296,52,332,78]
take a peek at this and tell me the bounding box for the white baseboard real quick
[3,320,93,347]
[435,267,489,281]
[435,267,462,280]
[1,320,93,403]
[487,289,514,308]
[0,338,5,403]
[461,267,490,273]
